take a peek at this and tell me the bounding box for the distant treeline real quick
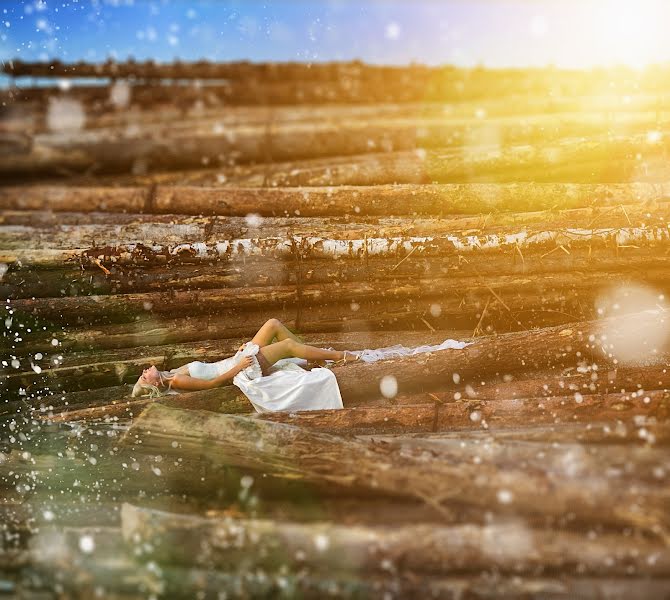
[3,58,670,106]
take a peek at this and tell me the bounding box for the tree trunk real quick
[336,310,670,403]
[120,502,670,576]
[121,404,670,534]
[257,391,670,435]
[10,268,670,326]
[3,182,669,216]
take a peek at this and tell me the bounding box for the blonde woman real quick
[132,318,359,398]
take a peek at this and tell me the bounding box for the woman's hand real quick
[237,356,254,371]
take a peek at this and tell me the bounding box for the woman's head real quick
[131,364,167,398]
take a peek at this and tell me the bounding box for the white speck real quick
[452,372,460,384]
[379,375,398,399]
[245,213,263,228]
[240,475,254,489]
[385,22,400,40]
[51,338,59,346]
[42,509,55,521]
[530,15,548,37]
[647,130,662,144]
[469,410,482,422]
[314,533,330,551]
[35,353,43,360]
[31,363,42,374]
[430,303,442,318]
[497,489,513,504]
[574,392,583,404]
[79,535,95,554]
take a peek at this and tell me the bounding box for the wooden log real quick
[254,391,670,435]
[417,365,670,403]
[3,110,670,180]
[4,224,669,271]
[336,310,670,403]
[3,182,669,217]
[3,251,670,305]
[3,197,669,236]
[6,305,465,354]
[223,150,670,188]
[121,404,670,534]
[121,503,670,576]
[9,267,670,326]
[6,206,670,252]
[2,104,666,175]
[368,416,670,448]
[3,330,456,392]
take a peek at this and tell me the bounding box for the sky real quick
[2,0,670,87]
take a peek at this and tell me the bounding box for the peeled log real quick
[121,404,670,533]
[121,502,670,576]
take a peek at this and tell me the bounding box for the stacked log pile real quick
[1,60,670,598]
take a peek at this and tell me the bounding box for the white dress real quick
[186,342,343,413]
[183,338,471,413]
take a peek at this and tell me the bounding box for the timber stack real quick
[1,60,669,598]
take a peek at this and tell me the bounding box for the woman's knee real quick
[266,318,281,330]
[283,338,298,352]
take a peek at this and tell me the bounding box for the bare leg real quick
[251,318,303,348]
[258,339,356,367]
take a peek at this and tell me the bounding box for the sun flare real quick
[585,0,668,68]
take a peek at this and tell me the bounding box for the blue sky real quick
[2,0,670,87]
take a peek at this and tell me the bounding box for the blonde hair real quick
[131,369,178,398]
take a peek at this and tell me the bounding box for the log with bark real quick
[254,391,670,436]
[6,206,669,254]
[3,330,455,392]
[8,267,670,326]
[21,520,670,600]
[335,310,670,403]
[121,404,670,534]
[120,502,670,576]
[5,249,670,304]
[4,223,669,271]
[3,118,670,180]
[2,182,669,216]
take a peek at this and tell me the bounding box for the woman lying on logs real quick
[132,318,360,399]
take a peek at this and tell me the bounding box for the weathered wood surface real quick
[121,404,670,534]
[3,182,670,216]
[121,502,670,576]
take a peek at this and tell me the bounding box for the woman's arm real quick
[170,357,253,391]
